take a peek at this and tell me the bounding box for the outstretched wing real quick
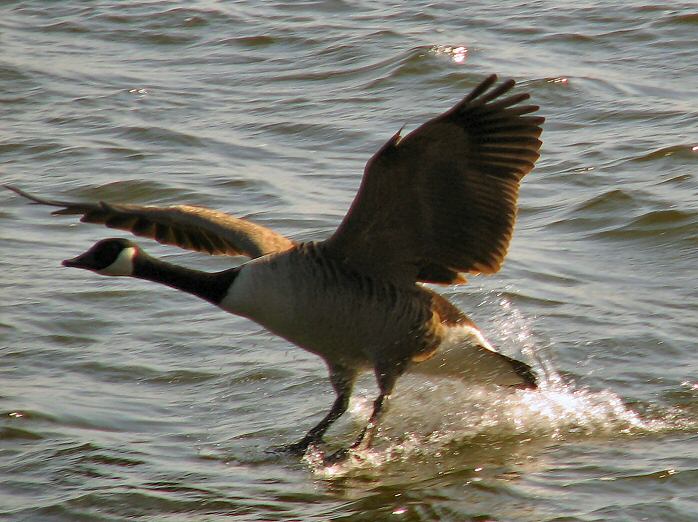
[324,75,544,285]
[5,185,294,259]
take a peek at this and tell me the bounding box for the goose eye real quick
[94,240,127,266]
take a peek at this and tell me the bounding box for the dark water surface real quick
[2,2,698,521]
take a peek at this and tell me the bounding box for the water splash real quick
[306,379,672,478]
[305,296,686,477]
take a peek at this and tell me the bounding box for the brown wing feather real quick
[4,185,293,259]
[324,75,544,285]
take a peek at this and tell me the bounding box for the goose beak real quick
[62,251,96,270]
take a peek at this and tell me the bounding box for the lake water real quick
[2,2,697,521]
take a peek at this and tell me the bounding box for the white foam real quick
[304,296,680,477]
[305,377,667,478]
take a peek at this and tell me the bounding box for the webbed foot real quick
[323,447,351,464]
[268,436,319,456]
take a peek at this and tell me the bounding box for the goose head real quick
[63,238,138,276]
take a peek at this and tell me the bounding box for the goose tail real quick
[481,348,538,389]
[411,325,538,389]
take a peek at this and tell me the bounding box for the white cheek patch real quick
[97,246,136,276]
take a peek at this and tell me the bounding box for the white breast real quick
[218,251,418,368]
[220,255,300,331]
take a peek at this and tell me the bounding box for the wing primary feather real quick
[462,74,499,103]
[473,78,516,105]
[464,92,529,116]
[479,104,541,120]
[5,185,294,259]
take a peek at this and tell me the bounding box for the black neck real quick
[132,251,238,305]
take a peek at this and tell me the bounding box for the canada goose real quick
[6,74,544,461]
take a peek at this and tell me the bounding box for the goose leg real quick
[325,362,403,463]
[274,365,356,456]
